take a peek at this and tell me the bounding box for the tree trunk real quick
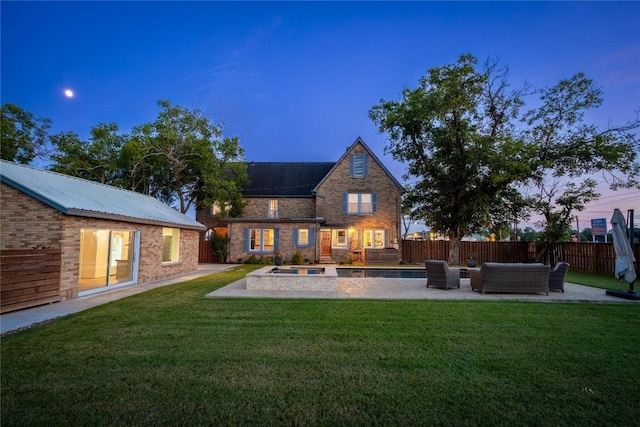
[448,233,463,265]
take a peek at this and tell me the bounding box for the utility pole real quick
[575,216,580,242]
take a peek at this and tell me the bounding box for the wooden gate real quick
[199,227,228,263]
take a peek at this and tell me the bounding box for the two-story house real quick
[198,138,403,264]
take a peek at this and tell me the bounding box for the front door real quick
[320,230,332,259]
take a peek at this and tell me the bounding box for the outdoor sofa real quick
[470,262,550,295]
[425,260,461,289]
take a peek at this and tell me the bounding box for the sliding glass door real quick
[79,229,139,293]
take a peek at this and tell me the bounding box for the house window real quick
[298,229,309,245]
[248,228,276,252]
[268,199,278,219]
[363,229,386,248]
[162,228,180,263]
[332,229,347,248]
[350,153,369,177]
[293,228,314,247]
[344,193,377,214]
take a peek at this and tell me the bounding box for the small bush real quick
[291,250,303,265]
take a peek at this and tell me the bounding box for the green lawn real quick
[566,270,634,291]
[2,266,639,426]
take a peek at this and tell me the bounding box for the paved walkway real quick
[2,265,637,335]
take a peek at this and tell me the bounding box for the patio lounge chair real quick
[425,260,460,289]
[549,262,570,292]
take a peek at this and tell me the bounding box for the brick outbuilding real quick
[1,160,205,310]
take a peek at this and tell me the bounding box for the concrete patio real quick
[207,276,639,303]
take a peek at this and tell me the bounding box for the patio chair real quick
[425,260,460,290]
[549,262,570,292]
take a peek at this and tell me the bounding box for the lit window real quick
[162,228,180,263]
[268,199,278,219]
[363,229,386,248]
[298,229,309,245]
[249,228,275,252]
[332,229,347,247]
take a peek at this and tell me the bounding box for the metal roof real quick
[0,160,205,230]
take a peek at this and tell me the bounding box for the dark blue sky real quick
[2,1,639,227]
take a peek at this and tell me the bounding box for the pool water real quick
[337,268,426,279]
[270,267,325,275]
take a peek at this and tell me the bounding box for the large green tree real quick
[50,123,126,185]
[129,100,247,214]
[370,55,530,264]
[1,103,51,164]
[371,55,639,265]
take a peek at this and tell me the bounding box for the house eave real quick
[66,209,207,230]
[225,217,322,224]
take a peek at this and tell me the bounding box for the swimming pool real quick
[270,267,325,275]
[337,268,426,279]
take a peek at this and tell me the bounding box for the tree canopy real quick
[129,100,247,214]
[1,103,51,164]
[2,100,247,216]
[370,54,639,264]
[50,123,126,185]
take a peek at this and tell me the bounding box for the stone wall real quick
[314,142,402,245]
[228,221,318,264]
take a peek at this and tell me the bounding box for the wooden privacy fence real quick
[1,249,61,314]
[402,240,530,265]
[401,240,639,276]
[553,242,640,276]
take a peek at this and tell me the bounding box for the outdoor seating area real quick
[470,262,551,295]
[425,260,460,290]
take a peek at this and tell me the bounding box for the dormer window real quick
[350,153,369,177]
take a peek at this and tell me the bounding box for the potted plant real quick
[467,255,477,268]
[273,252,283,266]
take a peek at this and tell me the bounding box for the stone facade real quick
[1,182,201,301]
[197,138,403,264]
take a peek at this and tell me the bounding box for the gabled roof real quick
[314,137,404,192]
[0,160,205,230]
[243,162,335,197]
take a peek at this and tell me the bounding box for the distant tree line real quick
[1,100,247,214]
